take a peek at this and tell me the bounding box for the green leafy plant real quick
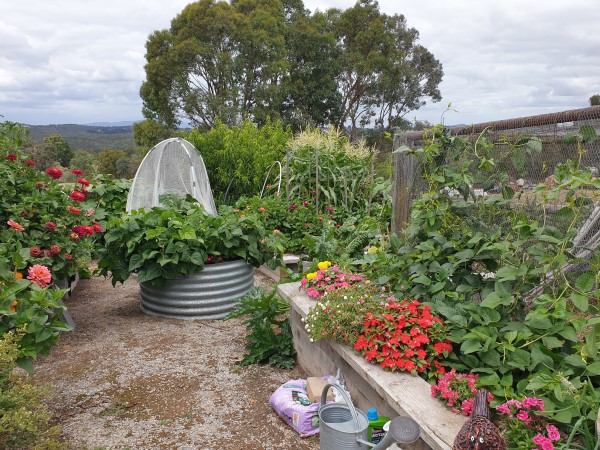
[97,195,287,287]
[0,257,70,370]
[186,119,291,204]
[0,332,67,449]
[226,287,295,369]
[372,124,600,447]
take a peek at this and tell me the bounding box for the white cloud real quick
[1,0,599,125]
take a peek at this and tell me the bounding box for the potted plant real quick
[97,195,287,319]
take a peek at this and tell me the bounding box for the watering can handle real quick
[320,383,362,429]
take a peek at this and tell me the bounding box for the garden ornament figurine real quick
[453,389,506,450]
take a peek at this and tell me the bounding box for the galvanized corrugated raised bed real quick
[139,259,254,319]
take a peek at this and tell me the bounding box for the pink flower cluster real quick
[300,264,363,298]
[496,397,560,449]
[430,369,485,415]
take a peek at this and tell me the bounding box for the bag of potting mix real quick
[269,379,321,436]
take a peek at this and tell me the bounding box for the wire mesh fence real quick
[392,105,600,233]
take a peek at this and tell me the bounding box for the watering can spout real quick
[367,416,421,450]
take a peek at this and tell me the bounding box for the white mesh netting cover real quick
[126,137,217,215]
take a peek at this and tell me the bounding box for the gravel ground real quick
[32,271,320,450]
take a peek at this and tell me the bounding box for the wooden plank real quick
[278,282,466,450]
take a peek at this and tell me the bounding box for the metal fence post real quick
[392,131,418,235]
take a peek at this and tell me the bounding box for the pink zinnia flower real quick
[7,220,25,231]
[27,264,52,288]
[46,167,63,179]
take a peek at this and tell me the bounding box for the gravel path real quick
[32,271,320,450]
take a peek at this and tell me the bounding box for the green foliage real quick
[97,195,287,287]
[361,124,600,445]
[226,287,295,369]
[0,258,71,367]
[186,119,291,204]
[0,147,106,282]
[140,0,442,134]
[0,333,67,449]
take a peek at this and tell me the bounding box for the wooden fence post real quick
[392,131,418,234]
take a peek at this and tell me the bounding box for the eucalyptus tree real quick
[334,0,442,137]
[140,0,443,135]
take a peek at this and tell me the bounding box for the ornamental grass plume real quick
[27,264,52,288]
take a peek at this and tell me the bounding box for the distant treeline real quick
[26,124,136,153]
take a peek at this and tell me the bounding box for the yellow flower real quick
[317,261,332,270]
[306,272,318,279]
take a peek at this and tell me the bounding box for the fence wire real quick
[393,105,600,236]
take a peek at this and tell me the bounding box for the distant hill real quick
[26,123,136,153]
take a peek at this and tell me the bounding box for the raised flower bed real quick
[277,281,466,450]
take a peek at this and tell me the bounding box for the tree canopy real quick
[140,0,443,135]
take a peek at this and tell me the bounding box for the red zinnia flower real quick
[77,178,90,187]
[69,190,86,202]
[24,159,36,166]
[71,169,84,176]
[6,154,17,161]
[30,246,43,257]
[7,220,25,231]
[290,204,298,210]
[64,253,73,260]
[46,167,63,179]
[44,221,57,231]
[50,245,61,254]
[67,206,81,215]
[35,182,47,189]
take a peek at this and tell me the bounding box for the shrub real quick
[0,332,67,449]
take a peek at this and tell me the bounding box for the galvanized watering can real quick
[318,383,421,450]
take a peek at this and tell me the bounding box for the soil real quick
[31,271,320,450]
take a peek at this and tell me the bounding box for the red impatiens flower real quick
[44,221,57,231]
[69,190,86,202]
[46,167,63,179]
[24,159,37,167]
[7,220,25,231]
[355,299,450,378]
[6,154,17,161]
[71,169,84,176]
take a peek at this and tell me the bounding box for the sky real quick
[1,0,599,127]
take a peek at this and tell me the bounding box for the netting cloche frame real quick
[126,137,217,215]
